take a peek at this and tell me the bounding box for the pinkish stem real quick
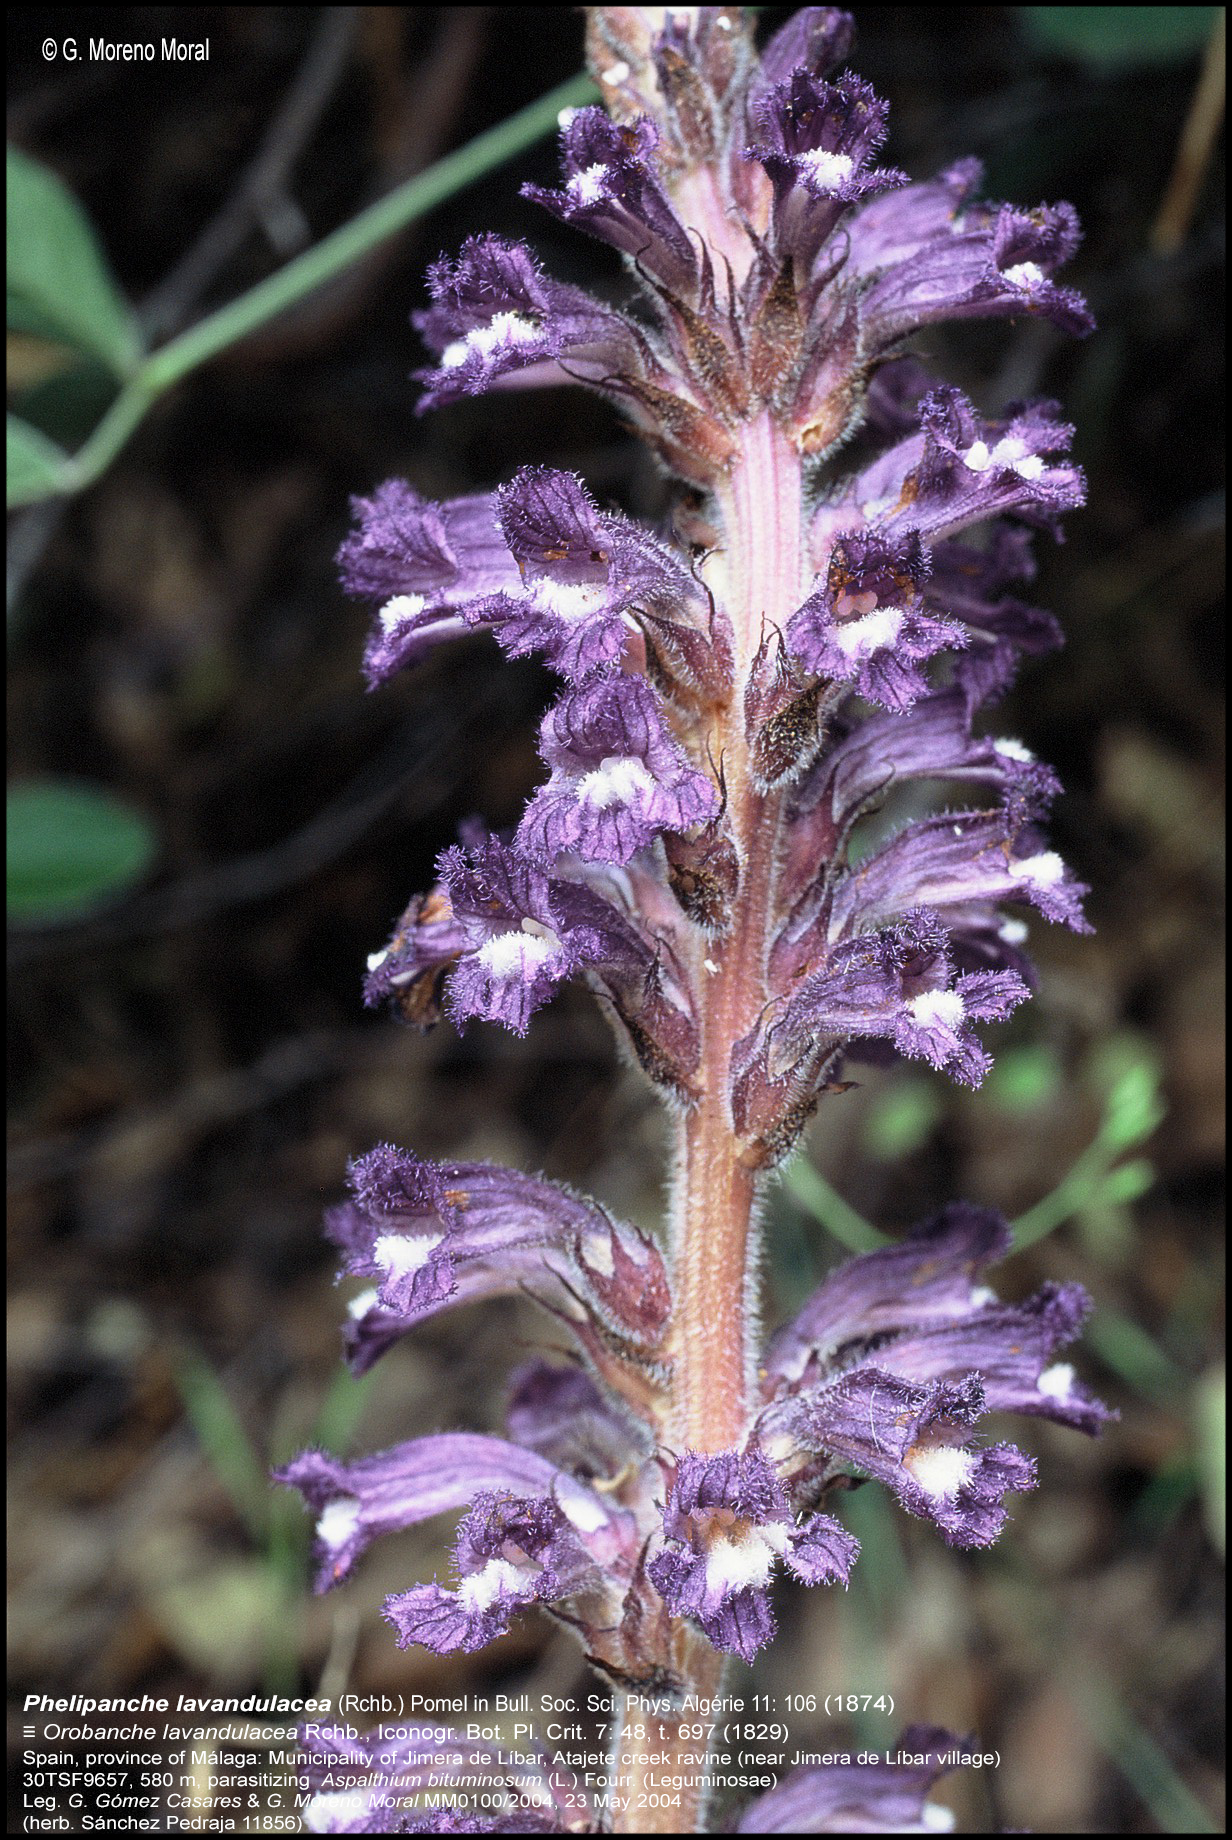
[671,413,807,1454]
[611,419,806,1834]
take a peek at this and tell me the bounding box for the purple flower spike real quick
[276,1432,611,1592]
[648,1448,858,1662]
[737,1723,973,1833]
[519,670,719,865]
[797,1369,1038,1546]
[385,1492,598,1655]
[305,11,1105,1815]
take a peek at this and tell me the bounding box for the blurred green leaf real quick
[1193,1365,1225,1557]
[171,1345,271,1542]
[1086,1306,1185,1406]
[7,412,69,507]
[1127,1452,1199,1538]
[151,1559,275,1677]
[1011,1038,1165,1249]
[1021,6,1219,69]
[841,1482,910,1627]
[985,1042,1063,1113]
[1096,1158,1157,1206]
[311,1363,377,1457]
[7,146,141,377]
[1095,1040,1166,1152]
[863,1079,944,1160]
[8,290,82,344]
[1076,1673,1220,1833]
[12,357,120,453]
[1075,1199,1138,1267]
[7,777,157,921]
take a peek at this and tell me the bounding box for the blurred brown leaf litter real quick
[7,7,1224,1833]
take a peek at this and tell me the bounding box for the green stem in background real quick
[1009,1146,1155,1249]
[1075,1677,1220,1835]
[8,72,597,508]
[782,1158,891,1253]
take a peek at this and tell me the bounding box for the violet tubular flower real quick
[282,9,1111,1833]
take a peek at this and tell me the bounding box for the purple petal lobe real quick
[414,236,647,410]
[330,1144,671,1373]
[480,467,708,679]
[337,484,519,684]
[765,1201,1013,1388]
[829,811,1091,936]
[524,107,699,293]
[773,907,1028,1087]
[787,528,963,710]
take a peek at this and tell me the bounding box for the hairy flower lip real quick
[647,1447,859,1662]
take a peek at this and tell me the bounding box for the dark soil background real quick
[7,7,1225,1833]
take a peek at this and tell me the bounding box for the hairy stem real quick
[671,413,807,1453]
[612,417,805,1832]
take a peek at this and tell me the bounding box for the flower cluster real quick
[283,8,1106,1833]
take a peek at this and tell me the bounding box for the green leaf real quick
[863,1079,943,1160]
[1193,1365,1225,1558]
[7,412,69,507]
[311,1364,376,1457]
[7,777,157,922]
[171,1344,270,1542]
[1021,6,1219,69]
[1096,1157,1156,1206]
[1096,1042,1165,1151]
[12,357,119,453]
[6,145,141,377]
[1085,1306,1185,1406]
[985,1042,1063,1113]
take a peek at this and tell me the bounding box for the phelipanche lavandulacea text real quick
[280,8,1111,1833]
